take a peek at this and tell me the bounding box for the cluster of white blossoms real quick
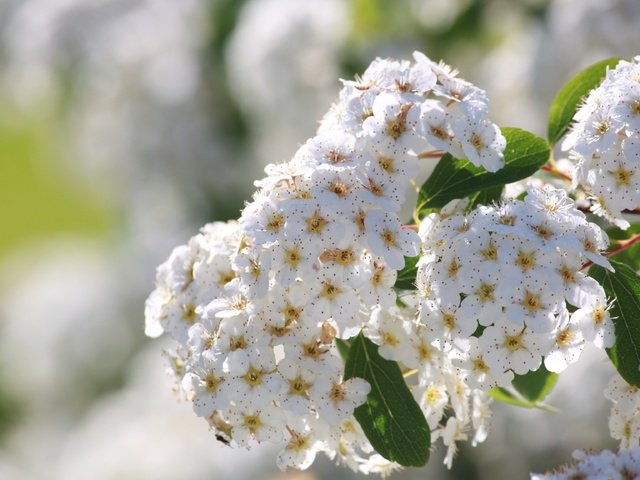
[562,56,640,228]
[145,51,506,474]
[416,185,613,388]
[530,448,640,480]
[606,375,640,449]
[321,51,506,173]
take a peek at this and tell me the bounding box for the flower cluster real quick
[606,375,640,449]
[562,56,640,228]
[530,448,640,480]
[321,51,506,173]
[144,51,505,474]
[416,185,612,388]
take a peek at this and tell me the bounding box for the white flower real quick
[609,408,640,449]
[573,294,616,349]
[357,254,398,309]
[605,375,640,414]
[453,118,505,172]
[182,354,232,418]
[310,376,371,425]
[362,93,425,155]
[479,321,545,378]
[277,359,316,416]
[419,101,463,157]
[413,380,448,429]
[225,404,285,446]
[543,309,585,373]
[240,192,287,246]
[228,349,286,410]
[358,454,403,477]
[364,210,420,270]
[366,307,415,365]
[441,417,467,469]
[276,416,328,471]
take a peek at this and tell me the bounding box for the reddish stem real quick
[540,164,573,182]
[581,232,640,270]
[417,150,445,159]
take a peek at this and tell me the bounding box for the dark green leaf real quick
[590,260,640,387]
[489,365,558,412]
[547,58,622,145]
[605,225,640,271]
[394,255,419,290]
[466,185,504,211]
[606,223,640,241]
[490,365,558,409]
[489,387,539,409]
[415,127,549,215]
[335,338,351,362]
[511,364,558,403]
[344,333,431,467]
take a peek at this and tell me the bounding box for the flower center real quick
[230,335,247,351]
[556,328,574,346]
[330,180,350,197]
[515,250,536,271]
[378,156,395,173]
[443,312,456,330]
[503,334,524,352]
[320,281,341,301]
[306,211,328,234]
[447,258,461,278]
[522,290,544,312]
[181,304,197,323]
[476,283,495,303]
[284,247,301,268]
[205,373,221,392]
[481,241,498,261]
[329,383,347,402]
[430,125,450,140]
[242,367,264,387]
[266,213,285,233]
[382,228,397,247]
[470,132,485,150]
[609,165,634,186]
[472,357,490,373]
[558,264,575,284]
[243,414,262,433]
[327,149,346,163]
[217,269,236,286]
[289,375,311,395]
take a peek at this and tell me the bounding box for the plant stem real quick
[417,150,445,159]
[540,164,572,182]
[582,232,640,270]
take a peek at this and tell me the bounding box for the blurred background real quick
[0,0,636,478]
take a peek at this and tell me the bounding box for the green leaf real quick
[415,127,549,215]
[335,338,351,362]
[466,185,504,211]
[344,333,431,467]
[590,260,640,387]
[394,255,419,290]
[489,387,539,409]
[547,58,622,145]
[511,364,558,403]
[605,225,640,271]
[490,365,558,410]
